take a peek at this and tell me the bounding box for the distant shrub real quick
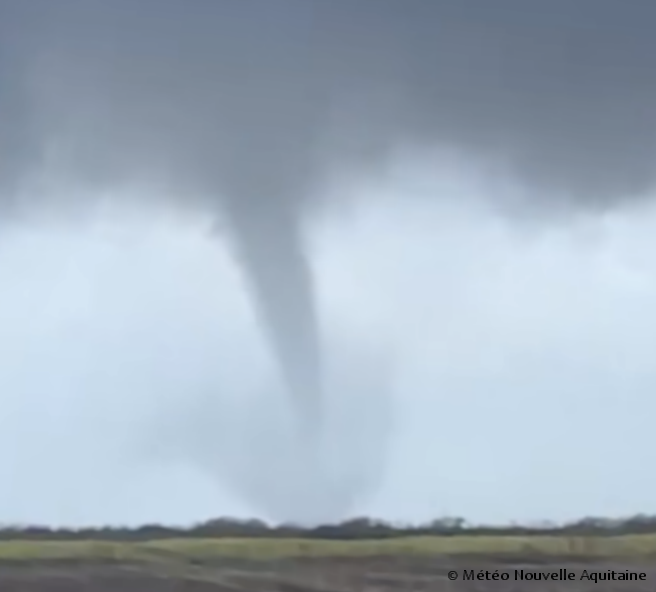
[0,514,655,542]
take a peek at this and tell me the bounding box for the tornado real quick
[6,0,656,523]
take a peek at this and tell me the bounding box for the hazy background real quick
[2,0,656,528]
[1,154,656,527]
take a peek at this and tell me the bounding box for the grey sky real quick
[2,0,656,527]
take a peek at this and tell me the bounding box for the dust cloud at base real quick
[153,336,393,525]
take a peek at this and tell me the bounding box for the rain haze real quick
[1,0,656,527]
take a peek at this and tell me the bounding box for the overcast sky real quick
[3,0,656,528]
[1,152,656,527]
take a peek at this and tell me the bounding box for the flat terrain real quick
[1,536,656,591]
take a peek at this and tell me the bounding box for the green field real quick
[1,534,656,562]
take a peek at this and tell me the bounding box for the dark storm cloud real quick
[3,0,656,205]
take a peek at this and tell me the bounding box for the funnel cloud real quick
[3,0,656,523]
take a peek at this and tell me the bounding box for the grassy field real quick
[2,533,656,562]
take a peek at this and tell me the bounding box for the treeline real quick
[2,515,656,541]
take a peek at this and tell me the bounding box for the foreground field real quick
[2,535,656,591]
[2,532,656,561]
